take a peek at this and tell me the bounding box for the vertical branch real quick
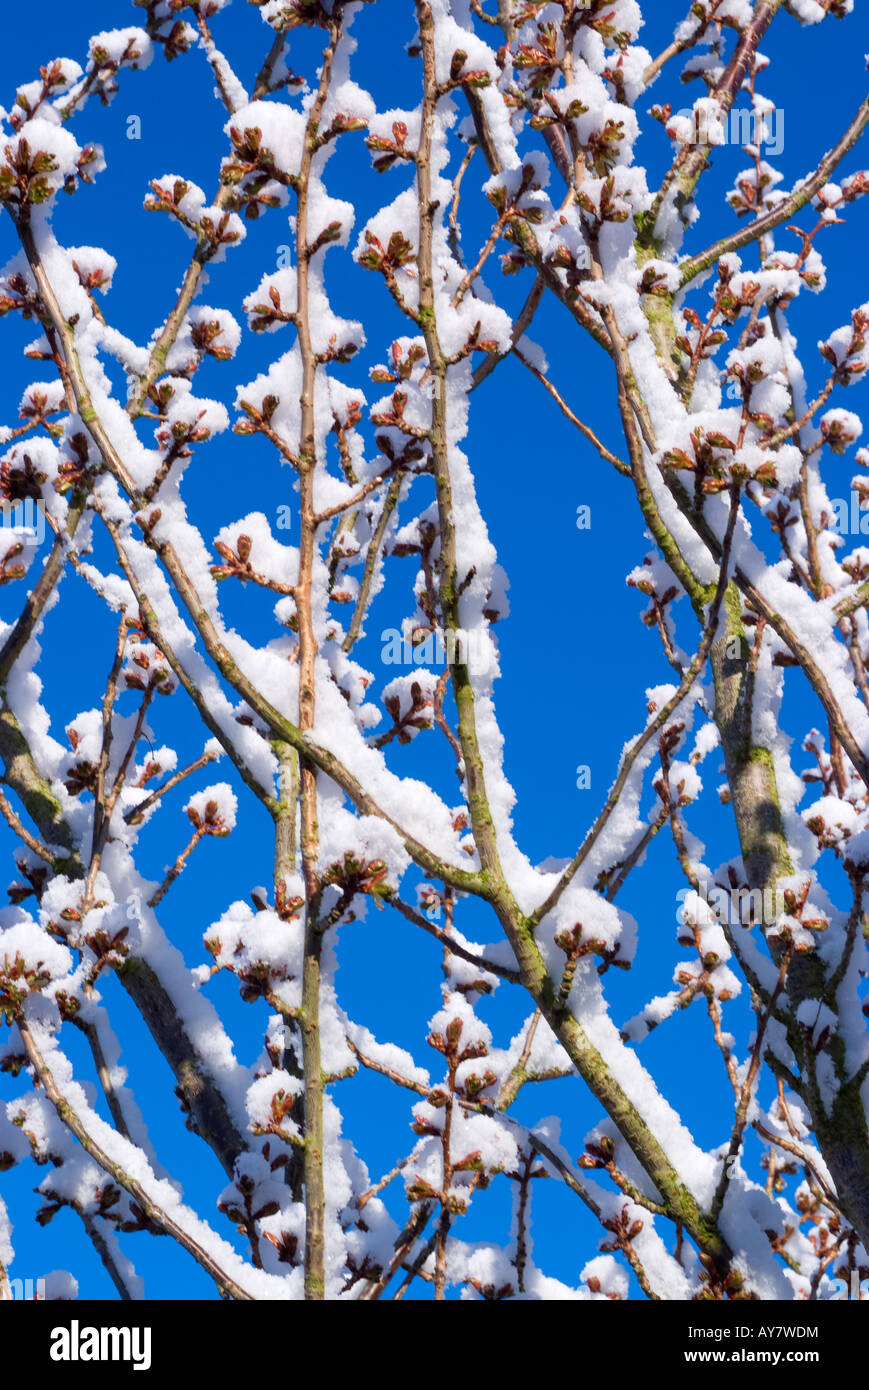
[89,616,131,893]
[512,1148,533,1294]
[414,1,508,889]
[273,742,300,901]
[434,1086,454,1301]
[299,782,325,1301]
[711,950,792,1220]
[273,741,304,1202]
[292,13,346,1300]
[341,474,402,653]
[709,587,794,897]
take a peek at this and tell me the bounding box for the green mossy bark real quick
[710,585,794,894]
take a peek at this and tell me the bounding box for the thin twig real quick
[513,345,630,474]
[123,748,218,824]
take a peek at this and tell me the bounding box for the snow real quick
[68,245,117,291]
[581,1253,629,1299]
[5,118,81,195]
[346,1022,430,1088]
[88,29,153,69]
[821,407,863,452]
[0,1195,12,1269]
[199,30,250,113]
[40,1269,79,1300]
[185,783,238,832]
[243,267,298,332]
[214,512,298,588]
[225,100,306,181]
[379,670,438,739]
[0,911,72,985]
[245,1070,302,1136]
[787,0,841,20]
[205,900,302,976]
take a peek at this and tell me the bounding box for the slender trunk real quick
[292,21,344,1298]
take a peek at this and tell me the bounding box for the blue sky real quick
[0,0,867,1299]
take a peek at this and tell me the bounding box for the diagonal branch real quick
[17,1018,254,1300]
[679,94,869,287]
